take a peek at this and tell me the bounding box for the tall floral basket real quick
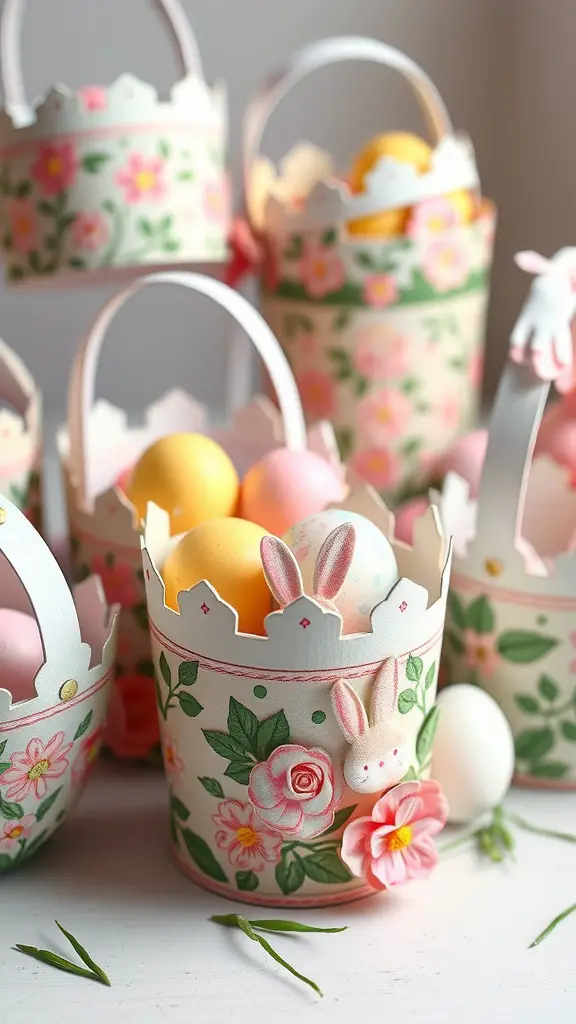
[0,338,41,528]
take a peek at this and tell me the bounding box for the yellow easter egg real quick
[347,208,409,237]
[447,188,475,224]
[162,517,272,634]
[128,433,239,535]
[347,132,432,238]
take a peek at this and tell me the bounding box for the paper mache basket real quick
[141,422,453,907]
[0,338,41,528]
[0,493,117,874]
[234,36,495,503]
[439,248,576,790]
[57,271,345,765]
[0,0,229,288]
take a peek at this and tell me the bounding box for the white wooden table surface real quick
[1,763,575,1023]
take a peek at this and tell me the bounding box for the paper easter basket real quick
[0,493,117,874]
[439,249,576,790]
[0,338,41,528]
[237,36,495,502]
[0,0,229,288]
[57,271,344,764]
[141,446,452,906]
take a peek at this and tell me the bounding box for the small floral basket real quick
[142,480,452,908]
[0,338,41,528]
[238,36,495,501]
[58,271,338,763]
[0,493,117,873]
[0,0,229,288]
[440,249,576,789]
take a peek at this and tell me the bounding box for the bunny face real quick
[342,729,411,794]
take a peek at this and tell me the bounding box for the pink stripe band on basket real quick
[451,573,576,611]
[1,669,113,732]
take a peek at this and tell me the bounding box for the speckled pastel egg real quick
[240,448,345,537]
[283,508,398,632]
[0,608,44,703]
[394,496,430,545]
[433,428,488,497]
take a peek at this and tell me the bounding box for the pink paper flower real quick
[116,154,166,204]
[349,447,401,490]
[407,196,462,241]
[248,744,342,839]
[357,388,412,444]
[298,239,345,298]
[295,368,336,419]
[78,86,108,112]
[8,197,38,253]
[203,179,229,224]
[0,732,73,801]
[341,779,448,890]
[91,554,138,609]
[105,673,159,760]
[0,814,36,853]
[362,273,398,308]
[213,799,282,872]
[32,142,77,195]
[162,735,185,778]
[71,211,109,251]
[464,629,499,678]
[422,238,470,292]
[354,324,410,380]
[71,726,105,788]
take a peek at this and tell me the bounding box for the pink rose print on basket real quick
[248,744,343,840]
[105,673,159,760]
[363,274,398,308]
[350,447,401,490]
[213,799,282,872]
[78,86,108,112]
[464,629,499,678]
[72,211,109,251]
[354,324,410,380]
[422,238,470,292]
[0,815,36,853]
[71,727,105,788]
[116,154,166,204]
[298,239,345,299]
[8,197,38,253]
[0,732,73,801]
[32,142,77,196]
[341,779,448,891]
[357,388,412,445]
[295,368,336,419]
[407,196,463,241]
[91,554,138,609]
[162,735,185,778]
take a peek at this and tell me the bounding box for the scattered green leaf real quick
[211,914,327,996]
[529,903,576,947]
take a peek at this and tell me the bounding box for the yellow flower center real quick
[87,741,100,764]
[312,259,328,279]
[236,826,259,849]
[475,645,489,662]
[28,758,50,781]
[373,281,391,298]
[376,405,392,425]
[366,452,389,473]
[15,214,32,234]
[428,214,446,233]
[8,825,24,839]
[135,170,157,192]
[387,825,413,852]
[47,156,63,176]
[440,249,455,268]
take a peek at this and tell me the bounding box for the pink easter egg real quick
[0,608,44,703]
[240,448,346,536]
[115,462,134,494]
[535,400,576,485]
[433,428,488,497]
[394,496,430,544]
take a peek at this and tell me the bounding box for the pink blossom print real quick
[116,154,166,204]
[203,179,229,225]
[341,779,448,890]
[295,368,336,420]
[349,447,401,490]
[0,732,73,801]
[0,814,36,853]
[91,554,138,609]
[78,86,108,112]
[71,211,109,251]
[362,274,398,308]
[357,388,412,445]
[354,324,410,380]
[464,629,499,678]
[298,239,346,298]
[248,744,342,840]
[407,195,463,241]
[31,142,78,195]
[213,799,282,872]
[71,727,105,788]
[162,735,185,778]
[422,238,470,292]
[105,673,159,760]
[8,197,38,253]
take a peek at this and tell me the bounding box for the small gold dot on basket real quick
[59,679,78,702]
[0,508,6,525]
[484,558,503,577]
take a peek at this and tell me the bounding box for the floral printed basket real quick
[57,271,341,763]
[0,338,41,529]
[142,471,452,906]
[0,493,117,873]
[439,249,576,790]
[0,0,229,288]
[239,37,495,502]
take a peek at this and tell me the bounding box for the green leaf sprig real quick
[529,903,576,948]
[441,806,576,866]
[211,914,347,996]
[15,921,110,986]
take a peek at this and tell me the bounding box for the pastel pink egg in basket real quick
[232,35,496,503]
[0,0,229,288]
[0,337,41,528]
[57,271,347,764]
[439,248,576,789]
[0,493,117,874]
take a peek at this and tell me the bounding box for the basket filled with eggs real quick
[0,338,41,528]
[235,36,495,502]
[0,0,229,288]
[439,249,576,790]
[57,271,348,764]
[0,493,117,874]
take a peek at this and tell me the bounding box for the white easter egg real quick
[431,685,515,824]
[283,509,398,632]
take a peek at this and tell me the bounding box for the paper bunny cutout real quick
[331,660,411,794]
[260,522,355,615]
[511,248,576,385]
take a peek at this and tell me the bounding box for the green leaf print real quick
[321,227,337,247]
[0,763,9,775]
[178,692,203,718]
[181,829,228,883]
[334,426,354,463]
[301,850,352,885]
[406,655,423,683]
[171,795,190,821]
[176,169,195,182]
[159,652,171,687]
[445,630,465,655]
[178,662,199,687]
[398,688,417,714]
[36,787,63,823]
[82,153,110,173]
[515,728,554,761]
[236,870,259,892]
[73,711,93,741]
[465,595,495,634]
[425,662,436,691]
[332,308,352,332]
[448,592,467,630]
[497,631,559,663]
[202,731,247,761]
[282,235,303,260]
[529,762,569,780]
[400,438,422,458]
[327,347,353,381]
[276,857,305,896]
[0,739,7,758]
[198,777,225,799]
[224,761,253,785]
[0,854,13,873]
[515,694,540,715]
[560,721,576,742]
[227,697,259,755]
[0,795,24,820]
[538,675,559,702]
[318,805,357,837]
[255,710,290,761]
[416,706,440,766]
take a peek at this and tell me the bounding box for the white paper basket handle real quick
[0,0,203,117]
[0,337,37,413]
[68,272,307,505]
[243,35,453,222]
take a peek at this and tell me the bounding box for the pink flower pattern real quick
[72,211,109,251]
[248,744,342,839]
[464,629,499,678]
[71,727,105,789]
[162,735,185,778]
[422,238,470,292]
[341,779,448,890]
[116,154,166,204]
[213,799,282,872]
[8,197,38,253]
[0,814,36,853]
[353,324,410,381]
[91,554,138,609]
[357,388,412,445]
[77,86,108,112]
[362,274,398,308]
[349,447,401,490]
[31,142,77,196]
[295,368,336,419]
[407,196,463,241]
[0,732,73,801]
[298,239,346,298]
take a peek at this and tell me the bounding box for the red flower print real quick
[295,368,336,419]
[72,211,109,251]
[105,673,159,760]
[116,154,166,204]
[91,554,138,609]
[32,142,78,196]
[8,197,38,253]
[71,726,105,788]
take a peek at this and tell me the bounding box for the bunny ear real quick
[331,679,369,743]
[260,536,304,607]
[514,250,552,276]
[313,523,356,601]
[370,658,399,724]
